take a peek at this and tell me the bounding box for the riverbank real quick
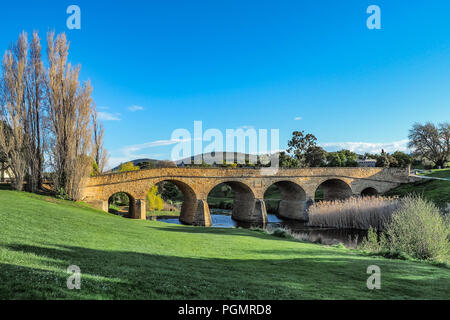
[386,169,450,208]
[0,190,449,299]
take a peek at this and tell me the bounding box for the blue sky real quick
[1,1,449,168]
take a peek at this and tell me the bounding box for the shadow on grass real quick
[1,243,449,300]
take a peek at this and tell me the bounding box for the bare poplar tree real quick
[92,107,109,174]
[24,31,46,192]
[0,33,28,190]
[46,32,93,200]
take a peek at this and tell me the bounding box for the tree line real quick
[281,122,449,169]
[0,31,108,199]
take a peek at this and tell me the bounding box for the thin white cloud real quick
[120,139,188,155]
[98,111,121,121]
[294,117,302,121]
[128,105,144,112]
[320,139,410,154]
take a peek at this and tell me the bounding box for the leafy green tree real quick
[305,146,327,167]
[324,150,358,167]
[391,151,413,168]
[159,182,183,202]
[339,150,358,167]
[376,150,390,168]
[326,152,344,167]
[278,152,300,168]
[287,131,318,167]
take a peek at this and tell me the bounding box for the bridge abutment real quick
[278,200,308,221]
[192,199,212,227]
[232,198,267,224]
[132,199,146,220]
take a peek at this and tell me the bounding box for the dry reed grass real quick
[307,196,400,230]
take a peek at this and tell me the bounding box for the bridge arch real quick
[314,178,353,201]
[206,180,266,223]
[264,181,308,221]
[147,179,199,225]
[361,187,379,197]
[107,191,136,218]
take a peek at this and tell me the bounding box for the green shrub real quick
[359,227,382,252]
[384,196,449,262]
[56,188,70,200]
[270,227,294,239]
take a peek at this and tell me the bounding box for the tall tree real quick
[0,34,28,190]
[408,122,450,168]
[92,107,108,173]
[47,32,93,200]
[24,31,46,191]
[287,131,318,167]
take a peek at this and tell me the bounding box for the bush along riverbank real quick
[267,195,449,264]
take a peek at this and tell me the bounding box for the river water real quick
[156,209,367,248]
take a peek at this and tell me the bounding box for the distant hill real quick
[176,152,263,166]
[110,158,176,172]
[110,152,269,172]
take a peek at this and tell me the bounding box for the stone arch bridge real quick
[80,167,411,227]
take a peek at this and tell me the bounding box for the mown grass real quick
[1,190,449,300]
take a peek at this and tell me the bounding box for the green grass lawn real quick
[385,169,450,208]
[1,190,449,300]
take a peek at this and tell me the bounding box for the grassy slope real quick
[0,190,449,300]
[385,169,450,207]
[418,168,450,179]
